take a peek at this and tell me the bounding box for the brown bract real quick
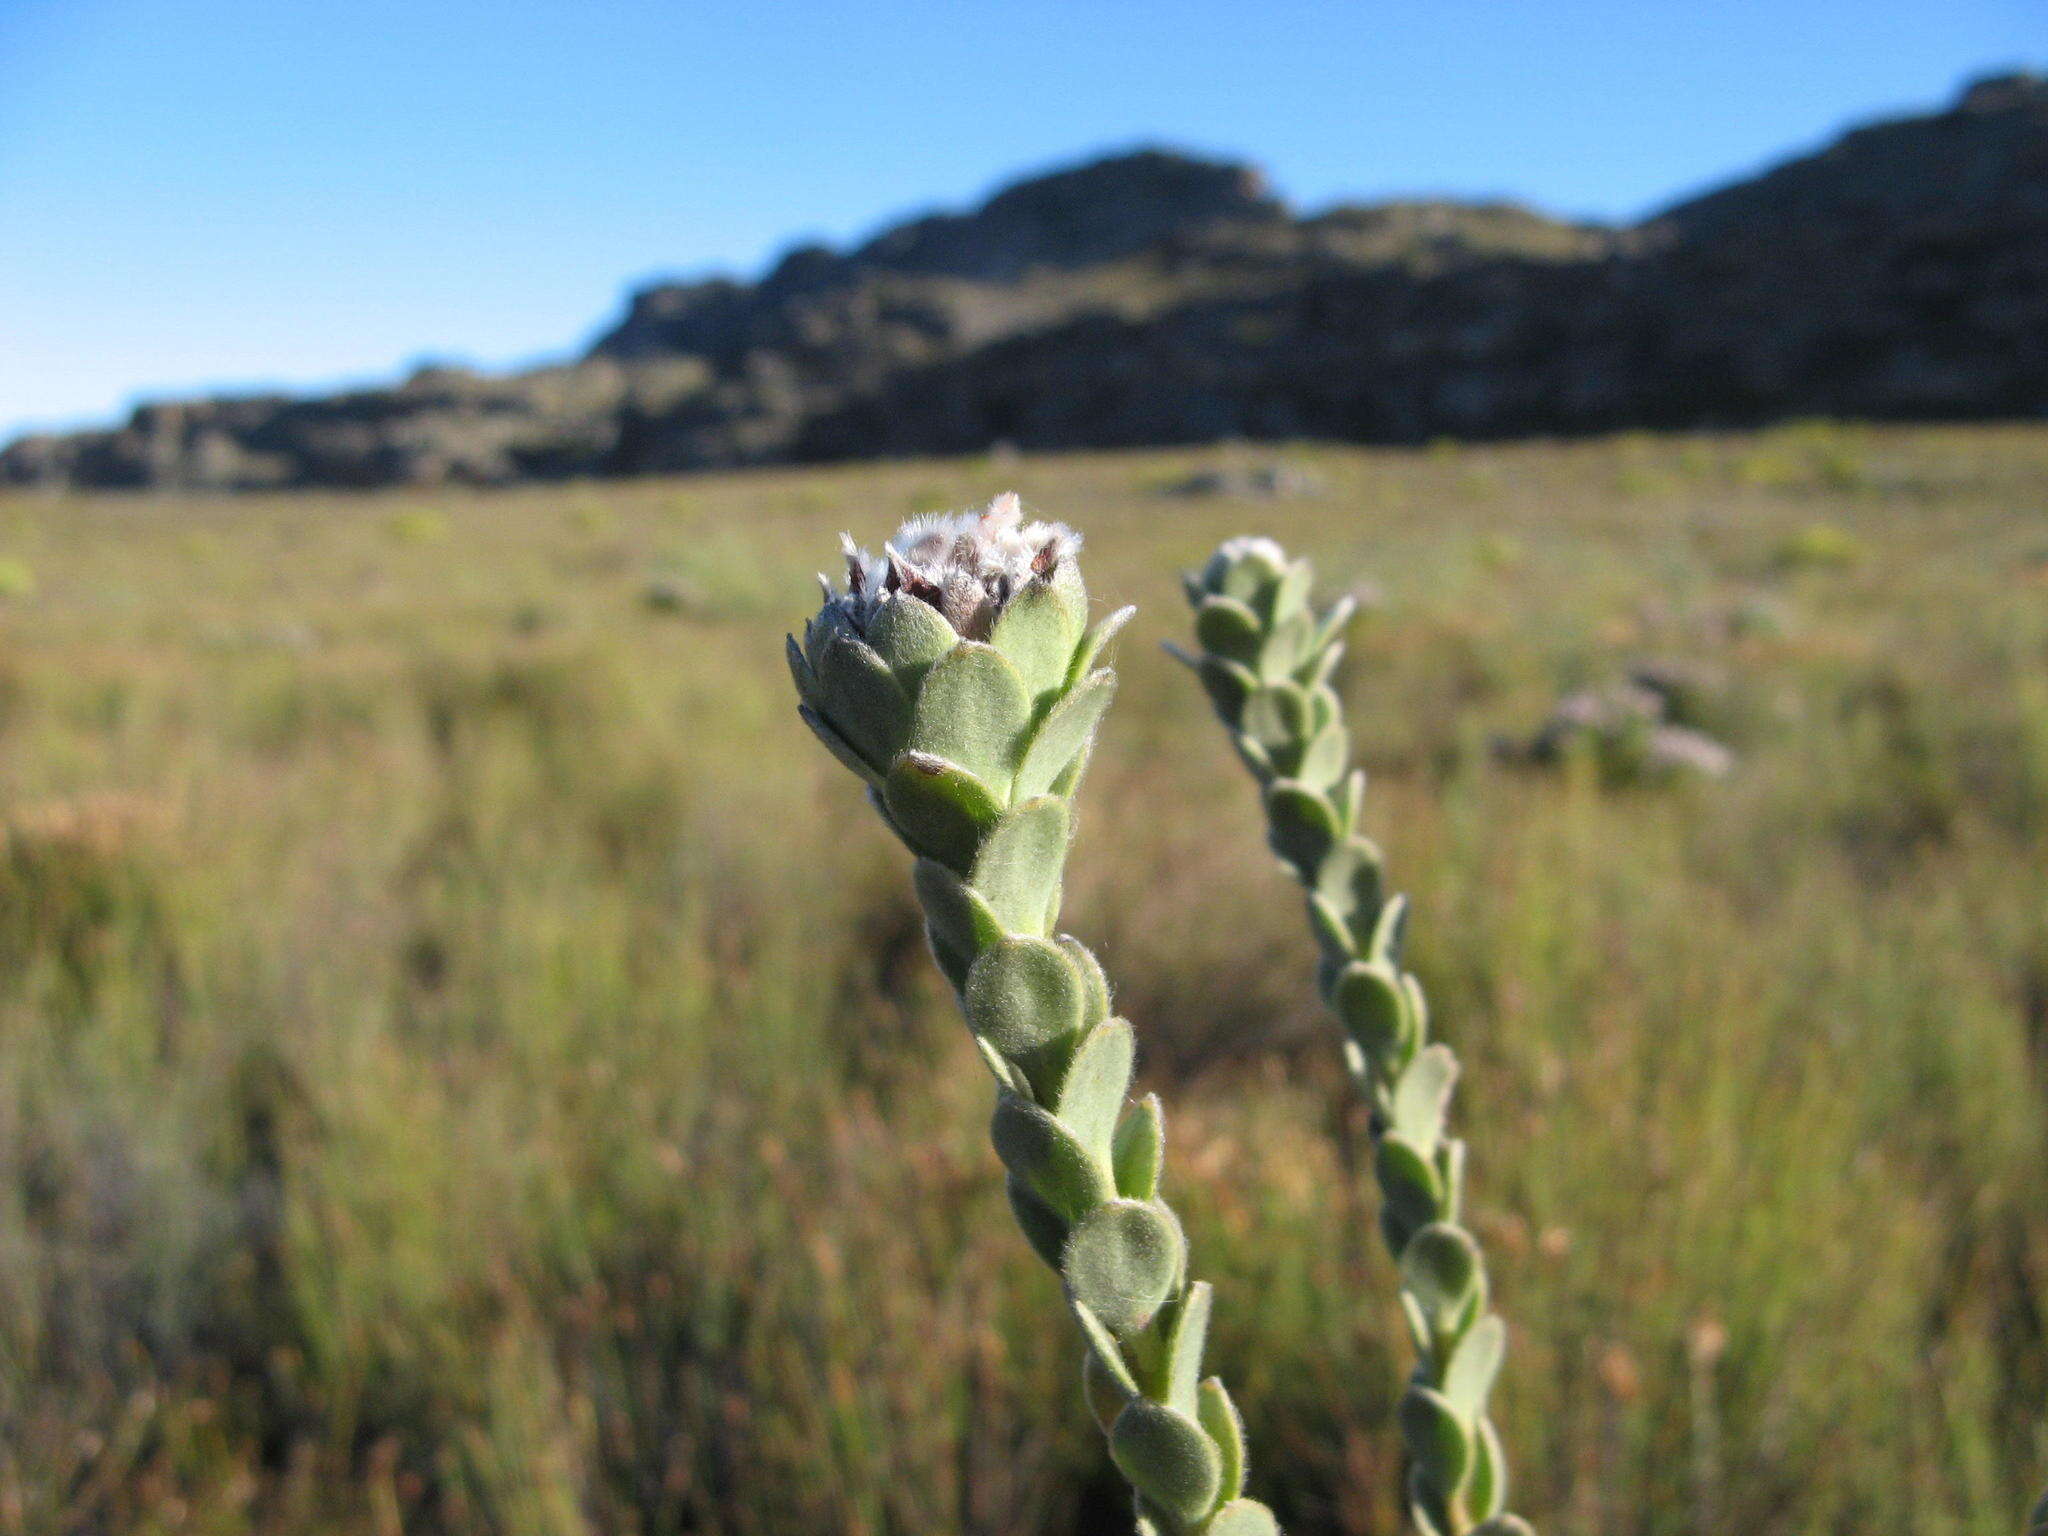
[835,493,1080,642]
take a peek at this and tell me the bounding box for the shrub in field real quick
[1174,537,1531,1536]
[384,507,449,545]
[1771,521,1866,572]
[1738,420,1870,494]
[787,495,1281,1535]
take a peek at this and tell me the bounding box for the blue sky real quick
[0,0,2037,441]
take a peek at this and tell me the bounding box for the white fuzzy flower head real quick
[1215,535,1288,568]
[824,492,1082,641]
[1198,534,1290,598]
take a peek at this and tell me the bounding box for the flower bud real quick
[790,495,1130,850]
[1194,535,1289,601]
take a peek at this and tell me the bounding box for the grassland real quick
[0,423,2044,1535]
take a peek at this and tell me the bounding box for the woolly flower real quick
[1213,535,1287,568]
[821,492,1081,641]
[1194,535,1290,598]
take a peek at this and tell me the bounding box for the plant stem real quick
[790,500,1281,1535]
[1176,538,1533,1536]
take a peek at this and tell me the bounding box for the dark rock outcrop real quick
[8,74,2045,491]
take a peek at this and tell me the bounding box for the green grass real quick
[0,422,2043,1535]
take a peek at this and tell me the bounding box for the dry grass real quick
[0,421,2043,1534]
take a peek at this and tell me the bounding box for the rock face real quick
[8,75,2046,490]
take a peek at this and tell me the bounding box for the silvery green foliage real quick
[789,495,1281,1536]
[1174,537,1532,1536]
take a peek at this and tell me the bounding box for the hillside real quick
[6,73,2044,490]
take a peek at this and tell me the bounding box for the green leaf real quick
[1376,1132,1445,1236]
[1082,1328,1138,1432]
[883,752,1004,870]
[1006,1173,1070,1268]
[1046,556,1091,641]
[1467,1413,1508,1520]
[814,633,914,767]
[1304,682,1334,732]
[1047,738,1097,802]
[797,704,884,787]
[1194,595,1263,665]
[1061,1199,1182,1336]
[1306,645,1345,695]
[1207,541,1285,601]
[1399,1292,1432,1354]
[1380,1205,1415,1258]
[909,641,1032,799]
[1369,892,1410,966]
[912,859,1003,973]
[1059,936,1111,1029]
[1331,960,1410,1062]
[990,580,1082,705]
[1313,835,1382,918]
[1015,670,1116,799]
[970,796,1070,935]
[800,606,850,675]
[1070,604,1136,685]
[1310,591,1359,654]
[1040,872,1066,936]
[1296,722,1350,788]
[1443,1313,1506,1418]
[1441,1137,1467,1225]
[865,594,957,685]
[1110,1400,1223,1526]
[1402,1222,1486,1339]
[1409,1466,1454,1536]
[1257,610,1314,680]
[1264,558,1313,626]
[1337,767,1368,830]
[1203,1500,1279,1536]
[1193,654,1258,727]
[1112,1094,1165,1199]
[1469,1520,1535,1536]
[1265,780,1339,878]
[1197,1378,1249,1506]
[993,1094,1110,1223]
[1240,682,1307,749]
[1162,1281,1212,1416]
[1402,972,1431,1042]
[1072,1298,1140,1398]
[1306,892,1358,961]
[1398,1385,1472,1497]
[1391,1043,1459,1154]
[973,1036,1029,1095]
[928,925,973,992]
[1055,1019,1135,1167]
[1340,1037,1371,1093]
[786,632,821,706]
[965,936,1085,1064]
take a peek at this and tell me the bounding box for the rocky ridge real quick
[6,74,2043,490]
